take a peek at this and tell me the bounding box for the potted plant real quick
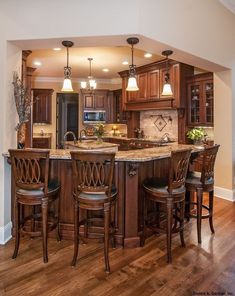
[94,123,105,142]
[12,72,31,148]
[186,127,205,145]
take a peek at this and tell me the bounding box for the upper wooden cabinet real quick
[81,89,114,123]
[119,60,193,111]
[83,91,106,110]
[32,89,53,124]
[187,73,213,126]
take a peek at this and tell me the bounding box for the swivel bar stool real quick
[9,149,61,263]
[70,151,117,273]
[185,144,220,244]
[142,149,192,263]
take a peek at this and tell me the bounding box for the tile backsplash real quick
[140,110,178,141]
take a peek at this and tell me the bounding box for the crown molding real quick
[33,76,122,85]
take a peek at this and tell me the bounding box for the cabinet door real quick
[33,89,53,124]
[147,70,160,99]
[84,94,94,109]
[137,73,148,101]
[188,82,201,125]
[94,94,105,109]
[203,80,213,125]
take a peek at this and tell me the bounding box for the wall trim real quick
[214,186,235,202]
[0,221,12,245]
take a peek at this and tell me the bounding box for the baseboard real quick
[0,221,12,245]
[214,186,235,202]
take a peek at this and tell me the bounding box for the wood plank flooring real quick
[1,197,235,296]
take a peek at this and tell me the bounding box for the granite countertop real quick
[48,143,201,162]
[63,140,118,152]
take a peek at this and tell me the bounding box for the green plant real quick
[186,127,205,141]
[94,123,105,138]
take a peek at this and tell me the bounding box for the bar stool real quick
[9,149,61,263]
[185,144,220,244]
[70,151,117,273]
[142,149,192,263]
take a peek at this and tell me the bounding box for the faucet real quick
[63,131,77,144]
[79,129,87,142]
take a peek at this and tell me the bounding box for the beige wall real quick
[1,0,235,242]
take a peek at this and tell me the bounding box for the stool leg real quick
[111,201,116,249]
[71,200,79,267]
[209,191,215,234]
[12,201,20,259]
[104,202,110,273]
[42,198,49,263]
[84,210,89,239]
[185,190,191,221]
[196,188,203,244]
[56,195,61,242]
[166,198,173,263]
[180,200,186,247]
[140,191,146,247]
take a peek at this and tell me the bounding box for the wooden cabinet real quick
[81,90,114,123]
[119,61,193,111]
[113,89,127,123]
[33,136,51,148]
[32,89,53,124]
[187,73,213,126]
[83,91,105,110]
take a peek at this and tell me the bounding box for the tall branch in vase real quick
[12,72,31,148]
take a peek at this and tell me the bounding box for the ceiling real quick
[27,46,163,80]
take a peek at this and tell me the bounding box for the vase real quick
[193,139,203,146]
[97,136,103,143]
[17,123,26,149]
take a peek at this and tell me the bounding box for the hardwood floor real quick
[1,197,235,296]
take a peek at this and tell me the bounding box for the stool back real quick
[201,145,220,185]
[70,151,115,197]
[168,149,192,194]
[9,149,50,195]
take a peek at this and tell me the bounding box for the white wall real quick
[1,0,235,243]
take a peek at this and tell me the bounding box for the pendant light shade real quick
[61,40,74,92]
[81,58,97,91]
[161,50,173,96]
[126,37,139,92]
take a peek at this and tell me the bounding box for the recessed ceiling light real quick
[53,47,61,51]
[103,68,109,72]
[34,61,41,66]
[144,53,152,58]
[122,61,129,65]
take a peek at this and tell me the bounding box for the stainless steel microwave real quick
[83,110,106,123]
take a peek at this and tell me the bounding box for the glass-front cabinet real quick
[187,73,213,126]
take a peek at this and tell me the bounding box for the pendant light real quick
[126,37,139,91]
[161,50,173,96]
[81,58,97,91]
[61,40,74,92]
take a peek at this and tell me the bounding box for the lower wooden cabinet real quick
[33,137,51,149]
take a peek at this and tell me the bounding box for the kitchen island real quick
[8,143,200,248]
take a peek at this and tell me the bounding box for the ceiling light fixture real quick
[161,50,173,96]
[34,61,41,66]
[144,53,152,58]
[122,61,129,65]
[53,47,61,51]
[61,40,74,92]
[102,68,109,72]
[126,37,139,92]
[81,58,97,91]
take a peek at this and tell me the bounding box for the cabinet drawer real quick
[33,137,51,149]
